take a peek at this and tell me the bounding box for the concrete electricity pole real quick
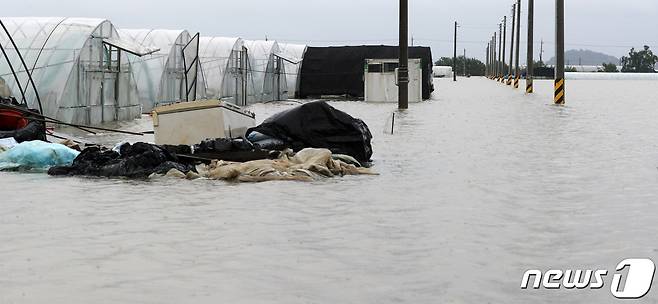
[502,16,507,82]
[463,49,467,76]
[484,43,489,77]
[453,21,458,81]
[526,0,535,93]
[398,0,409,109]
[498,23,505,81]
[508,3,516,85]
[514,0,521,89]
[493,33,497,80]
[554,0,565,104]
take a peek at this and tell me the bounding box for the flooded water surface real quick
[2,78,658,303]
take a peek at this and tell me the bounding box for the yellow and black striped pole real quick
[554,0,565,104]
[508,3,516,86]
[554,78,565,104]
[513,0,521,89]
[526,0,534,94]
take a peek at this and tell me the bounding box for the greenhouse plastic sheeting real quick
[0,17,142,124]
[198,37,255,106]
[119,29,204,112]
[278,43,307,99]
[0,140,80,171]
[243,40,287,103]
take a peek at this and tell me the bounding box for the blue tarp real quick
[0,140,80,171]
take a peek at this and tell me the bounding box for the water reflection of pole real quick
[526,0,535,93]
[554,0,565,104]
[398,0,409,109]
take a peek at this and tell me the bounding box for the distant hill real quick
[547,49,619,66]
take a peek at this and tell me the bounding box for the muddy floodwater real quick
[3,78,658,303]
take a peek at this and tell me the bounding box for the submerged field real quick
[2,78,658,303]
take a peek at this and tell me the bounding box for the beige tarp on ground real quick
[160,148,377,182]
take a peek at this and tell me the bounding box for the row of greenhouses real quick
[0,17,307,124]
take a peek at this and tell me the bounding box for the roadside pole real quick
[502,16,507,83]
[498,24,502,81]
[514,0,522,89]
[526,0,534,93]
[493,33,497,80]
[463,49,466,76]
[554,0,565,104]
[453,21,458,82]
[508,3,516,85]
[398,0,409,109]
[484,43,489,77]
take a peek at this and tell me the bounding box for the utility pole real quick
[498,23,502,81]
[484,43,489,77]
[493,33,497,80]
[508,3,516,85]
[554,0,565,104]
[398,0,409,109]
[540,39,544,64]
[526,0,534,93]
[502,16,507,83]
[514,0,521,89]
[453,21,458,81]
[463,49,467,76]
[489,37,493,78]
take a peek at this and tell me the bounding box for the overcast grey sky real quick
[6,0,658,63]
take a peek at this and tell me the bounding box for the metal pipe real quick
[0,33,27,104]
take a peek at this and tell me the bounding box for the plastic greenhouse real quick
[278,43,307,98]
[198,37,253,106]
[0,17,153,125]
[119,29,203,113]
[243,40,287,103]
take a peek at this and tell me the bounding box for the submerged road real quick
[2,77,658,303]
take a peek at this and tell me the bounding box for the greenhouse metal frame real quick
[278,43,307,99]
[243,40,287,103]
[0,17,152,125]
[120,29,203,112]
[198,37,253,106]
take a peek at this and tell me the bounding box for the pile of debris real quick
[1,101,377,182]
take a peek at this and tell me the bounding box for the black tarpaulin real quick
[246,101,373,163]
[298,45,434,99]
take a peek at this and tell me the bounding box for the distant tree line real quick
[435,56,486,76]
[436,45,656,77]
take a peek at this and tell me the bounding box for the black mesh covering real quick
[298,45,434,99]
